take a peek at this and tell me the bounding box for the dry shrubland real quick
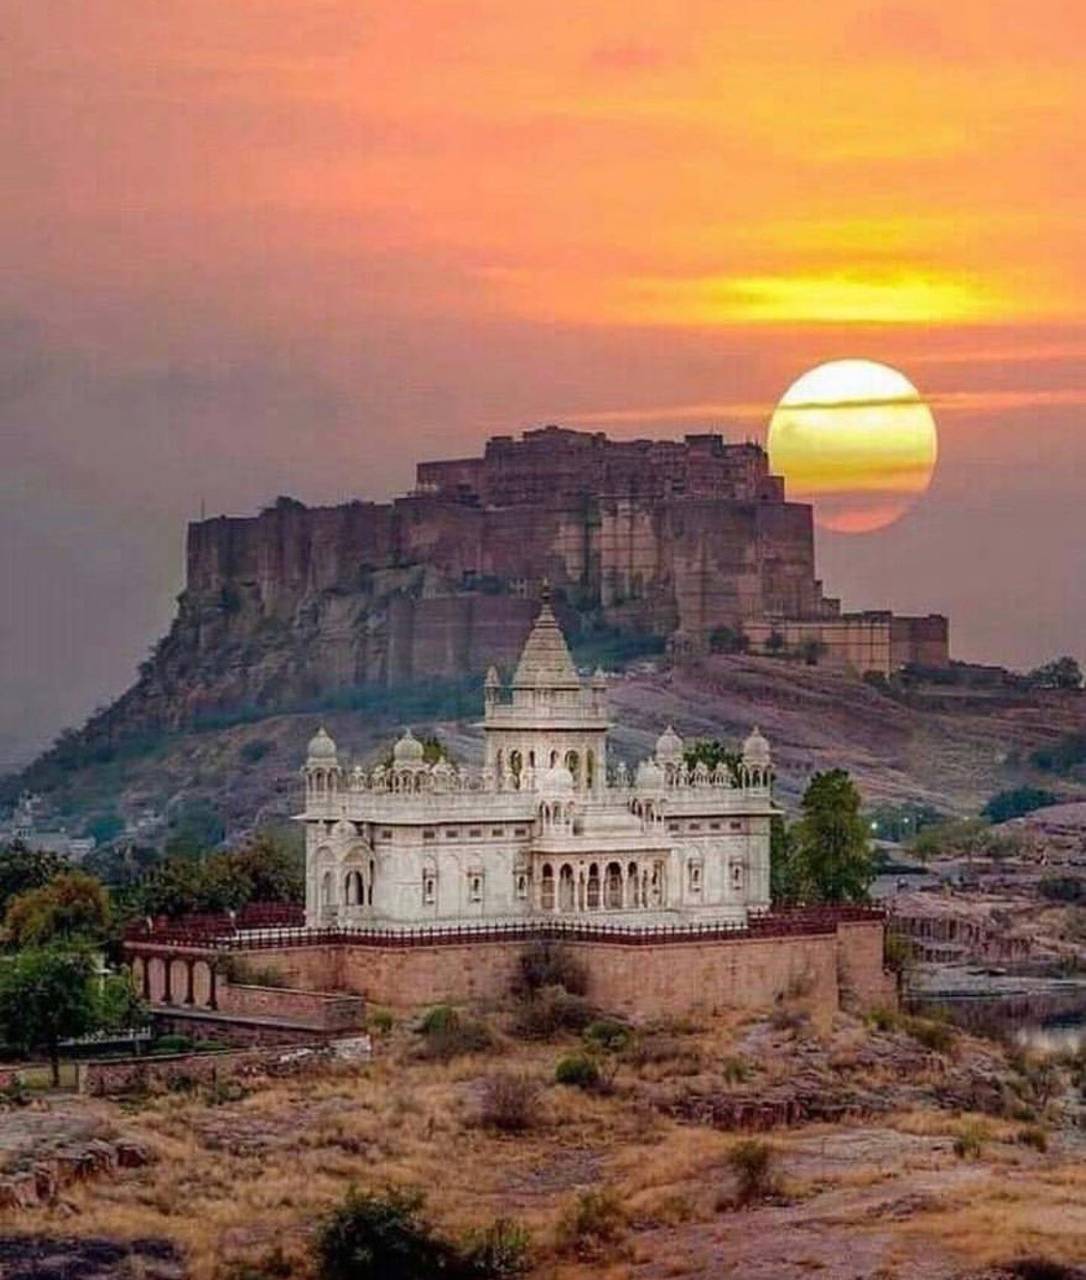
[2,1004,1084,1279]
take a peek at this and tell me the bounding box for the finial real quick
[540,577,551,605]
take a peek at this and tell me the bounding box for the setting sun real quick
[767,360,938,534]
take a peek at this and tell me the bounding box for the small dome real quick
[541,762,575,794]
[743,725,771,767]
[393,729,425,765]
[592,665,607,689]
[655,724,684,765]
[485,665,501,688]
[432,758,455,777]
[636,758,665,789]
[306,726,338,762]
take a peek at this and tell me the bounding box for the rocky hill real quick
[9,652,1083,846]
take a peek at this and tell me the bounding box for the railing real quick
[125,905,885,951]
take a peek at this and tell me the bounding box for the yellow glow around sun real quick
[767,359,938,534]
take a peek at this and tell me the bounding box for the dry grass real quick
[3,1012,1084,1279]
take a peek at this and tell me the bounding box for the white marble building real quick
[301,596,775,929]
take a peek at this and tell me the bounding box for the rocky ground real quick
[2,1004,1084,1279]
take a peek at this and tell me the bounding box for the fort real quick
[89,424,947,742]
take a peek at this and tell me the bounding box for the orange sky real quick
[2,0,1085,760]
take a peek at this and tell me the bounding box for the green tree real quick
[769,815,801,903]
[230,833,305,904]
[0,843,66,916]
[982,786,1059,824]
[0,948,98,1085]
[4,870,112,947]
[765,629,787,655]
[683,740,742,784]
[1027,656,1083,690]
[791,769,873,903]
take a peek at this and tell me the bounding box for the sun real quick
[767,359,938,534]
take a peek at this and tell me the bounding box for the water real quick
[1014,1013,1086,1056]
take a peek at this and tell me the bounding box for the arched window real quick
[564,750,580,788]
[541,863,555,910]
[344,870,363,905]
[605,862,623,909]
[587,863,601,909]
[368,859,375,905]
[559,864,575,912]
[509,750,523,790]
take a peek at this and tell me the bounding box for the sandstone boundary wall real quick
[226,919,895,1020]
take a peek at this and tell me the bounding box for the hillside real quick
[7,655,1083,845]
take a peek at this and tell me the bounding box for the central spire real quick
[512,589,580,689]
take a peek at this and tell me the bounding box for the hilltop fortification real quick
[83,425,949,742]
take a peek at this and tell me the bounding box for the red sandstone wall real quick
[237,929,889,1021]
[217,983,364,1030]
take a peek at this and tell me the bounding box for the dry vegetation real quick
[2,1005,1085,1279]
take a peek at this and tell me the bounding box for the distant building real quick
[0,791,96,861]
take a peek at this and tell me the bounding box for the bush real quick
[983,787,1059,824]
[419,1004,458,1035]
[555,1188,627,1260]
[512,986,592,1040]
[720,1055,754,1084]
[583,1019,631,1053]
[368,1008,395,1034]
[726,1139,779,1206]
[479,1072,540,1133]
[152,1035,194,1055]
[554,1053,600,1090]
[1016,1125,1049,1153]
[315,1187,529,1280]
[514,942,587,998]
[417,1010,494,1062]
[953,1121,988,1160]
[459,1219,531,1279]
[902,1015,956,1055]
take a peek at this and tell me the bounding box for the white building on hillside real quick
[300,596,775,929]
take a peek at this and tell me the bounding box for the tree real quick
[4,870,112,947]
[982,786,1059,824]
[769,814,801,904]
[230,833,305,904]
[1027,656,1083,691]
[708,626,749,655]
[683,740,742,784]
[0,948,97,1085]
[791,769,873,904]
[0,843,66,916]
[765,630,787,656]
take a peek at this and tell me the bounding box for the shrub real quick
[720,1055,754,1084]
[953,1121,988,1160]
[316,1186,529,1280]
[459,1219,531,1278]
[726,1139,779,1206]
[219,1246,295,1279]
[479,1072,540,1133]
[315,1187,530,1279]
[583,1018,632,1053]
[555,1188,627,1260]
[554,1053,600,1090]
[417,1010,494,1062]
[902,1014,956,1055]
[1017,1125,1049,1153]
[511,986,592,1040]
[1006,1260,1086,1280]
[983,787,1060,824]
[152,1034,194,1055]
[368,1008,394,1034]
[514,942,587,998]
[419,1004,458,1035]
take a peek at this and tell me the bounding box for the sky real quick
[2,0,1085,770]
